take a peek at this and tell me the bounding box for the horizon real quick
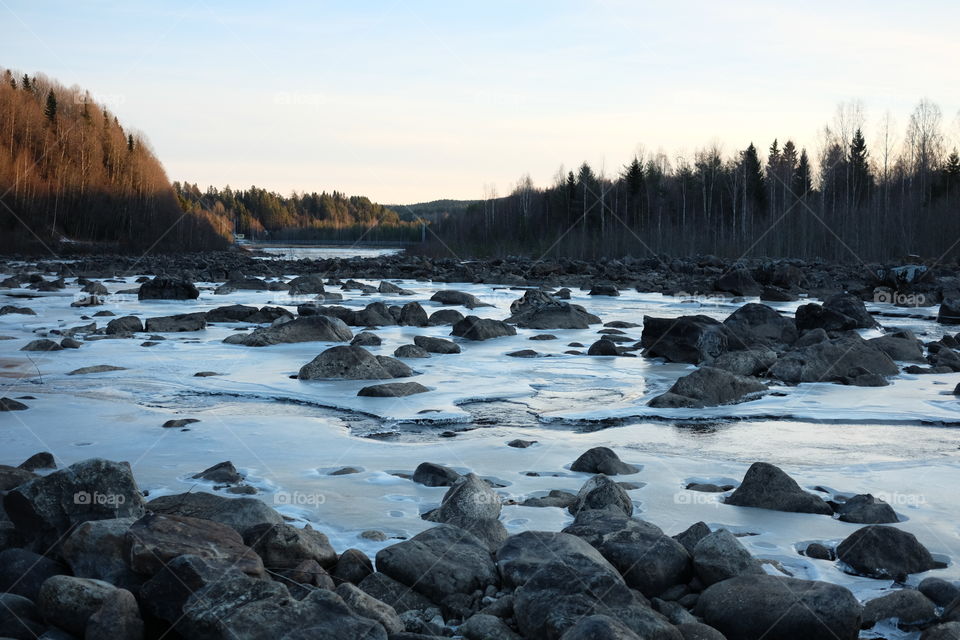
[3,1,960,204]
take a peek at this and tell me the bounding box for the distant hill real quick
[386,199,480,222]
[0,67,231,253]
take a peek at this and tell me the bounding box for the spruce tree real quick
[849,128,872,206]
[743,143,766,213]
[127,134,135,152]
[793,149,813,197]
[43,90,57,122]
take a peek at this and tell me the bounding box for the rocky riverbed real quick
[2,252,960,639]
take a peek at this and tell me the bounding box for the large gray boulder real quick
[298,345,413,380]
[506,290,601,329]
[430,290,491,309]
[723,303,798,349]
[145,312,207,332]
[938,299,960,325]
[696,575,861,640]
[836,525,943,579]
[0,548,66,601]
[691,529,764,586]
[223,315,352,346]
[570,474,633,516]
[61,517,141,590]
[769,334,898,385]
[648,366,767,408]
[452,315,517,340]
[598,525,692,597]
[725,462,833,515]
[242,523,337,569]
[414,335,461,354]
[106,316,143,334]
[375,524,498,604]
[834,494,899,524]
[138,277,199,300]
[570,447,638,475]
[3,458,145,549]
[496,531,622,589]
[640,315,734,364]
[145,491,282,533]
[715,269,762,297]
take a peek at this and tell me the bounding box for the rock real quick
[587,339,619,355]
[760,285,798,302]
[589,284,621,296]
[559,614,643,639]
[20,338,62,351]
[725,462,832,514]
[506,290,601,329]
[138,277,199,300]
[696,575,861,640]
[138,554,235,624]
[353,302,396,326]
[206,304,259,322]
[794,303,860,332]
[715,270,761,296]
[145,312,207,332]
[299,345,413,379]
[673,521,712,555]
[640,315,733,364]
[427,474,501,522]
[224,315,352,346]
[919,577,960,606]
[771,333,899,385]
[393,344,430,358]
[923,622,960,639]
[162,418,200,428]
[85,588,143,640]
[570,474,633,516]
[709,348,777,376]
[824,292,876,328]
[723,303,798,348]
[287,274,326,295]
[514,562,680,640]
[0,548,66,601]
[18,452,55,471]
[452,315,517,340]
[145,491,283,533]
[414,335,461,354]
[351,331,382,346]
[357,571,436,614]
[67,364,127,375]
[243,523,337,569]
[496,531,622,589]
[869,330,926,362]
[105,315,143,334]
[570,447,638,475]
[0,465,34,491]
[0,397,28,411]
[61,517,140,590]
[192,460,242,483]
[375,524,498,604]
[333,548,373,584]
[462,612,523,640]
[804,542,834,560]
[836,525,942,579]
[3,458,145,549]
[599,525,692,597]
[835,494,899,524]
[336,582,404,634]
[413,462,461,487]
[692,529,763,587]
[431,290,491,309]
[0,305,36,315]
[60,337,82,348]
[649,366,767,408]
[0,592,46,639]
[37,575,116,635]
[359,382,430,397]
[862,589,936,628]
[507,439,536,448]
[399,301,429,326]
[507,349,539,357]
[938,299,960,325]
[428,308,465,325]
[127,513,264,576]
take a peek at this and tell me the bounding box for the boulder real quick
[393,344,430,358]
[562,510,660,548]
[412,462,461,487]
[138,554,236,625]
[496,531,622,589]
[869,330,926,362]
[105,315,143,334]
[506,290,601,329]
[3,458,145,549]
[375,524,498,604]
[587,339,620,356]
[836,525,942,579]
[350,331,382,346]
[691,529,763,587]
[725,462,833,514]
[37,575,117,635]
[0,592,46,639]
[399,301,429,327]
[223,315,352,346]
[696,575,861,640]
[145,312,207,332]
[715,270,762,296]
[357,571,436,614]
[559,614,643,640]
[462,612,523,640]
[428,308,465,325]
[452,315,517,340]
[835,494,899,524]
[723,303,798,348]
[673,521,712,555]
[414,335,461,354]
[145,491,283,533]
[919,577,960,607]
[242,523,337,569]
[862,589,937,628]
[424,474,506,550]
[287,274,326,295]
[0,397,28,411]
[589,284,621,296]
[769,334,898,385]
[709,348,777,376]
[61,517,140,590]
[205,304,259,322]
[298,345,413,380]
[193,460,242,484]
[358,382,429,397]
[938,299,960,325]
[0,548,66,601]
[67,364,127,375]
[599,526,692,597]
[335,582,404,634]
[332,548,374,585]
[20,338,61,351]
[431,290,491,309]
[922,622,960,639]
[823,293,876,328]
[640,315,734,364]
[570,474,633,516]
[85,587,143,640]
[794,303,860,332]
[570,447,638,475]
[649,366,767,408]
[138,277,199,300]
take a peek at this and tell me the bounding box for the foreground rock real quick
[836,524,943,579]
[223,315,352,346]
[506,290,601,329]
[299,345,413,380]
[424,474,506,549]
[696,575,861,640]
[145,491,283,533]
[725,462,833,514]
[770,334,898,385]
[37,575,117,635]
[648,366,767,408]
[570,447,638,475]
[640,315,733,364]
[452,315,517,340]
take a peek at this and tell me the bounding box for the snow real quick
[2,268,959,631]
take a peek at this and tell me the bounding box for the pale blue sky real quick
[3,1,958,202]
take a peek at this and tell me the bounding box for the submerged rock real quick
[224,315,353,346]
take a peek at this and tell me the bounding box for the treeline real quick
[0,67,231,253]
[173,183,423,243]
[424,100,960,262]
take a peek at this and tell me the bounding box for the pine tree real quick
[44,90,57,122]
[4,70,13,90]
[21,74,31,92]
[743,143,766,213]
[849,128,872,206]
[127,134,135,152]
[793,149,813,197]
[944,149,960,196]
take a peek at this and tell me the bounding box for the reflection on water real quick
[252,245,403,260]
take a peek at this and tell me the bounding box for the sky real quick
[3,0,959,203]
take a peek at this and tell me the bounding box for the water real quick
[251,245,403,260]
